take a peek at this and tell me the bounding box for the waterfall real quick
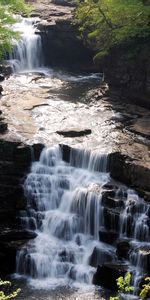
[16,145,150,294]
[9,17,43,72]
[16,145,115,289]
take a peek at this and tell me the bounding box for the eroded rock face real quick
[32,0,94,68]
[109,152,150,193]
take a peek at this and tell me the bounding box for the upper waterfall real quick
[8,17,43,72]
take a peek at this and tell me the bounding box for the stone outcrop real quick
[56,128,91,137]
[32,0,94,68]
[109,152,150,193]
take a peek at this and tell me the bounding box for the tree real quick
[0,0,31,59]
[75,0,150,61]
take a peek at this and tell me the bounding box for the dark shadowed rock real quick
[0,140,44,276]
[99,230,119,244]
[56,128,91,137]
[116,240,130,259]
[103,207,120,231]
[51,0,76,7]
[0,122,7,133]
[0,230,37,241]
[89,246,114,267]
[0,64,12,77]
[93,263,128,290]
[59,144,71,163]
[0,75,4,82]
[32,143,44,161]
[0,85,3,94]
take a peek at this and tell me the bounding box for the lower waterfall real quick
[16,145,150,293]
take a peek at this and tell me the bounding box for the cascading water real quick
[16,145,150,296]
[16,145,116,289]
[9,17,42,72]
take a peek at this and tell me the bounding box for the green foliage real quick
[109,272,134,300]
[0,279,21,299]
[0,0,31,60]
[140,277,150,300]
[75,0,150,61]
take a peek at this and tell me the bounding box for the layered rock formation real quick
[0,140,43,275]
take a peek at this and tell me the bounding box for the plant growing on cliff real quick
[139,277,150,299]
[0,279,21,299]
[75,0,150,62]
[0,0,31,59]
[110,272,134,300]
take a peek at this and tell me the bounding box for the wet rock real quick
[102,190,125,209]
[89,246,114,267]
[102,196,125,209]
[93,263,128,290]
[0,122,7,133]
[99,230,119,244]
[56,128,91,137]
[116,240,130,259]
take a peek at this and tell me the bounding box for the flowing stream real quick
[5,16,150,300]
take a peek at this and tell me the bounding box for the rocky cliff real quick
[0,140,43,275]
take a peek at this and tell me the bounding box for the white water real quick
[16,145,116,289]
[16,145,150,296]
[9,17,42,72]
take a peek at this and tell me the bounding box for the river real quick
[1,15,150,300]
